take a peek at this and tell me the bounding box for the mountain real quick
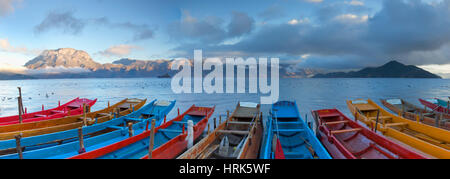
[313,61,442,78]
[19,48,317,79]
[280,64,318,78]
[25,48,102,70]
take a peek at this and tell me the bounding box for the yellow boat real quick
[347,99,450,159]
[0,98,147,140]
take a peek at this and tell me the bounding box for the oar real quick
[298,135,318,159]
[374,109,380,133]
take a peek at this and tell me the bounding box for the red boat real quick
[69,105,215,159]
[313,109,428,159]
[419,98,450,115]
[0,98,97,126]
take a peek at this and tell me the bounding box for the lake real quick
[0,78,449,128]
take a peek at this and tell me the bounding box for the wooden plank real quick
[227,121,253,125]
[216,130,249,135]
[331,128,362,134]
[385,122,408,128]
[355,104,378,112]
[324,121,349,125]
[197,144,219,159]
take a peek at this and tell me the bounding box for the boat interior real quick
[270,101,318,159]
[98,106,210,159]
[351,100,450,150]
[318,109,401,159]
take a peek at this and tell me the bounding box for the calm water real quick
[0,78,449,126]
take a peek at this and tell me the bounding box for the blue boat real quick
[260,101,331,159]
[0,99,175,159]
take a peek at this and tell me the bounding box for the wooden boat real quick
[260,101,330,159]
[0,99,146,140]
[0,98,97,126]
[69,104,215,159]
[381,99,450,130]
[419,98,450,115]
[178,102,263,159]
[347,99,450,158]
[0,100,176,159]
[313,109,427,159]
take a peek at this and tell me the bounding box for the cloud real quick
[288,18,310,25]
[419,64,450,78]
[176,0,450,70]
[258,4,285,21]
[366,0,450,56]
[0,62,27,73]
[0,38,41,56]
[0,63,90,75]
[0,0,21,16]
[168,10,254,45]
[333,14,368,24]
[26,66,91,74]
[99,44,141,57]
[34,11,86,35]
[345,0,364,6]
[92,17,155,41]
[34,11,155,41]
[167,10,227,44]
[304,0,323,3]
[227,12,254,37]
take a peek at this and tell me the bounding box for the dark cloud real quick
[258,4,285,21]
[175,0,450,70]
[228,12,254,37]
[34,11,86,35]
[92,18,155,41]
[167,10,254,45]
[366,0,450,55]
[167,10,227,44]
[34,11,155,41]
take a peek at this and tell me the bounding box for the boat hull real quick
[0,98,97,126]
[419,98,450,115]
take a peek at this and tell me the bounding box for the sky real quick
[1,0,450,77]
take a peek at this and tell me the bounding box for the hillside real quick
[313,61,441,78]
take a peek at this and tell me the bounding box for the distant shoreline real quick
[0,77,449,82]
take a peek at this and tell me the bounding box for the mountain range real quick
[7,48,319,79]
[0,48,442,80]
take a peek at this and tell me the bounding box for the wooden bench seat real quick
[331,128,362,134]
[385,122,408,128]
[97,113,111,116]
[368,116,392,121]
[216,130,249,135]
[227,121,253,125]
[324,121,349,125]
